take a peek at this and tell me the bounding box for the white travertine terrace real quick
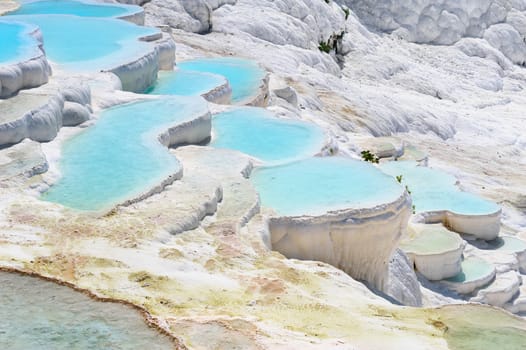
[401,224,465,281]
[471,270,521,307]
[107,33,176,93]
[268,191,412,291]
[0,82,91,146]
[0,24,51,98]
[417,210,502,241]
[440,258,497,295]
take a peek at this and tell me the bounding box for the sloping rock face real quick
[139,0,345,49]
[340,0,526,64]
[141,0,235,34]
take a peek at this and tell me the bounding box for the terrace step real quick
[470,270,521,307]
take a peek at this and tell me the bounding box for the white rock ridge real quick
[341,0,526,64]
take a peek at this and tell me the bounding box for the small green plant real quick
[324,0,330,4]
[395,175,403,183]
[343,7,350,20]
[361,150,379,164]
[405,185,412,195]
[318,41,332,53]
[412,205,416,214]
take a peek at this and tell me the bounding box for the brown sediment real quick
[0,266,188,350]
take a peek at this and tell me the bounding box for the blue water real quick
[445,258,494,283]
[178,58,266,103]
[0,20,40,64]
[211,107,325,164]
[146,69,227,97]
[10,0,141,18]
[0,272,173,349]
[381,161,500,215]
[251,157,404,216]
[495,236,526,252]
[43,97,208,211]
[4,15,159,71]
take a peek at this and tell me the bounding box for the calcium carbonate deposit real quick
[1,0,526,348]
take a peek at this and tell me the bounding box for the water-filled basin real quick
[9,0,142,18]
[251,157,405,216]
[445,258,495,283]
[177,58,266,103]
[0,271,173,349]
[4,15,159,71]
[401,224,463,255]
[43,96,208,212]
[146,69,227,97]
[210,107,325,164]
[381,161,500,215]
[0,20,40,65]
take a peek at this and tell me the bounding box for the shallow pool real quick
[400,225,462,255]
[494,236,526,252]
[438,305,526,350]
[211,107,325,164]
[9,0,141,18]
[178,58,266,103]
[0,272,173,349]
[380,161,500,215]
[146,69,227,97]
[251,157,404,216]
[445,258,494,283]
[43,97,208,211]
[4,15,159,71]
[0,20,40,64]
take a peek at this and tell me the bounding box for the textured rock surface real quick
[0,81,91,146]
[341,0,526,63]
[268,192,412,292]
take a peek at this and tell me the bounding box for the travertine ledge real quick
[267,191,412,291]
[0,26,51,98]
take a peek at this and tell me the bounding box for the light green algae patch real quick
[437,305,526,350]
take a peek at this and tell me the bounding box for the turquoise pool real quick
[211,107,325,164]
[445,258,495,283]
[251,157,405,216]
[0,272,173,349]
[4,15,159,71]
[9,0,142,18]
[43,97,208,212]
[381,161,500,215]
[146,69,227,97]
[177,58,266,103]
[0,20,40,64]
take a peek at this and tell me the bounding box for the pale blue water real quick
[0,20,40,64]
[4,15,159,71]
[178,58,266,103]
[495,236,526,252]
[211,107,325,164]
[251,157,404,216]
[446,258,494,283]
[0,272,173,349]
[43,97,207,211]
[146,69,227,97]
[10,0,141,18]
[381,161,500,215]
